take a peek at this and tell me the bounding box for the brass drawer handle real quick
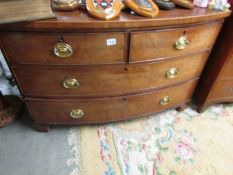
[70,109,84,119]
[175,36,190,50]
[166,67,179,79]
[63,78,80,89]
[159,96,172,105]
[53,42,73,58]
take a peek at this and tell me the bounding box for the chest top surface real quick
[0,8,231,31]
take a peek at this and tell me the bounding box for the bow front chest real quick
[0,8,230,131]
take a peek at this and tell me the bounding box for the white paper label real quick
[106,38,117,46]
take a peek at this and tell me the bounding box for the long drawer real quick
[209,79,233,101]
[13,51,208,97]
[130,22,222,62]
[0,32,126,65]
[25,78,198,124]
[222,55,233,78]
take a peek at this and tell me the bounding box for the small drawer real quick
[130,22,222,62]
[210,79,233,100]
[13,51,208,97]
[222,56,233,78]
[25,78,197,124]
[0,32,126,65]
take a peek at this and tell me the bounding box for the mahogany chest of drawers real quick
[194,12,233,112]
[0,8,230,131]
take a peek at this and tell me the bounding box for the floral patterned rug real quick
[67,104,233,175]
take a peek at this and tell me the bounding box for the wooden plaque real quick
[86,0,122,20]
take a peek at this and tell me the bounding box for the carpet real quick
[67,104,233,175]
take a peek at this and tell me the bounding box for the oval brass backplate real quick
[175,36,190,50]
[63,78,80,89]
[159,96,172,105]
[166,67,179,79]
[53,42,73,58]
[70,109,84,119]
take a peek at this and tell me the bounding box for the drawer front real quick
[222,55,233,78]
[25,79,198,124]
[210,79,233,100]
[0,32,126,65]
[130,22,222,62]
[14,51,208,97]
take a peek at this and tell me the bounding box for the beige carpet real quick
[67,104,233,175]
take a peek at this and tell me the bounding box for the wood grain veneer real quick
[26,78,198,124]
[221,56,233,78]
[0,0,54,24]
[0,8,230,31]
[194,10,233,112]
[208,79,233,101]
[130,22,222,61]
[0,32,127,65]
[12,51,209,98]
[0,8,231,131]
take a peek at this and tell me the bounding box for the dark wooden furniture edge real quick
[0,8,231,31]
[194,13,233,112]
